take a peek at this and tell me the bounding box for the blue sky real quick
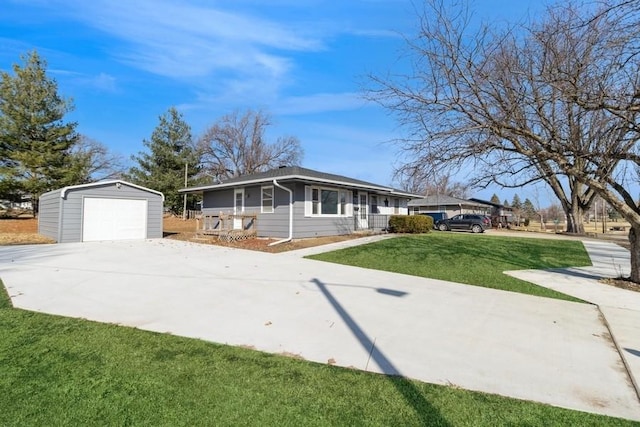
[0,0,550,204]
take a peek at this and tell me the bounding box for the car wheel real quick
[438,223,449,231]
[471,224,483,233]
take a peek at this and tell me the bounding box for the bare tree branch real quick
[198,109,303,180]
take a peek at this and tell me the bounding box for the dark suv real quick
[435,214,491,233]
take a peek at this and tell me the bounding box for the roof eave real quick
[60,180,165,201]
[180,174,393,194]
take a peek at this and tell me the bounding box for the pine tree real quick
[490,193,501,204]
[0,51,79,214]
[127,107,200,214]
[511,194,522,210]
[522,198,537,219]
[503,199,510,207]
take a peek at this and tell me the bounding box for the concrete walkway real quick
[506,239,640,410]
[0,237,639,421]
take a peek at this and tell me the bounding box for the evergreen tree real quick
[127,107,200,214]
[490,193,501,204]
[0,51,79,214]
[503,199,510,207]
[511,194,522,210]
[522,198,537,219]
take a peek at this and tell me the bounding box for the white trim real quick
[268,179,293,246]
[304,185,352,217]
[233,188,245,214]
[357,192,368,229]
[304,186,312,216]
[57,180,165,201]
[261,185,274,214]
[181,174,394,194]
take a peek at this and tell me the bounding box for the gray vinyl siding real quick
[202,188,234,213]
[38,182,163,243]
[38,189,62,241]
[201,182,421,238]
[202,183,355,238]
[291,182,354,238]
[201,185,293,238]
[257,184,293,238]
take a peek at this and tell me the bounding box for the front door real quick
[358,193,368,229]
[234,189,244,230]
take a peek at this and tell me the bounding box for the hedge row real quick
[388,215,432,233]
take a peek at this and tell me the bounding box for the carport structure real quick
[38,180,164,243]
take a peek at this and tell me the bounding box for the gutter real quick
[268,178,293,246]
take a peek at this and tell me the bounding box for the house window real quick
[306,186,351,216]
[371,196,378,214]
[321,189,338,214]
[394,198,400,214]
[261,186,273,213]
[312,188,319,214]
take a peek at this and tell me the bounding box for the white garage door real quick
[82,198,148,242]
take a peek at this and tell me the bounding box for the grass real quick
[308,233,591,302]
[0,282,634,426]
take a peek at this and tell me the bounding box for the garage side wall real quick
[38,189,62,242]
[60,183,163,243]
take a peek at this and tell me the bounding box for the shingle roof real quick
[181,166,420,198]
[219,166,385,188]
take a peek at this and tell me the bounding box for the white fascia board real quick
[388,191,423,199]
[180,174,392,193]
[60,180,165,201]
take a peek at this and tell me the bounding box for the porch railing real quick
[196,213,258,242]
[354,214,392,232]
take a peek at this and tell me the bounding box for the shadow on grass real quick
[311,278,451,426]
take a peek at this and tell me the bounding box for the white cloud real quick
[273,92,370,115]
[86,72,117,92]
[49,69,118,92]
[51,0,322,82]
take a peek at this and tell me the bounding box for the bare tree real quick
[69,135,125,182]
[367,0,640,235]
[370,0,640,281]
[198,109,303,180]
[396,168,470,198]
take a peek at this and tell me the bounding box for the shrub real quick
[388,215,432,233]
[524,218,530,227]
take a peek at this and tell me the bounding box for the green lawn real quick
[308,233,591,302]
[0,281,634,426]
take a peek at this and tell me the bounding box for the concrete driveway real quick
[1,238,639,421]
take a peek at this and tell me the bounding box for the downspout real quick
[57,192,64,243]
[268,178,293,246]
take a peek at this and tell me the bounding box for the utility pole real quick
[182,162,188,220]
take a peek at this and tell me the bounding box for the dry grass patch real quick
[0,218,53,245]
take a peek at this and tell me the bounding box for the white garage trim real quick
[61,180,164,200]
[82,197,148,242]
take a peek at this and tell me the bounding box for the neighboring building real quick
[39,180,164,243]
[469,198,516,227]
[408,195,491,219]
[180,166,419,238]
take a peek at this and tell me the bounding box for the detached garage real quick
[38,181,164,243]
